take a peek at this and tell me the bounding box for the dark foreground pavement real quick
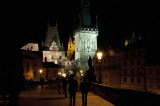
[0,85,114,106]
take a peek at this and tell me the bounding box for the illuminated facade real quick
[43,25,65,67]
[74,1,98,72]
[66,35,75,60]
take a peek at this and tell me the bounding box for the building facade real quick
[120,47,146,91]
[94,47,121,88]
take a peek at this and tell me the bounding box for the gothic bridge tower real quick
[74,1,98,73]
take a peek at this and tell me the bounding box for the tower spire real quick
[79,14,81,27]
[96,15,98,29]
[47,20,50,27]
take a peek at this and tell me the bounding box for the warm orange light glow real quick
[63,73,66,77]
[80,70,83,73]
[58,72,61,75]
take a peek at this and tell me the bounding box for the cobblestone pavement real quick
[0,85,115,106]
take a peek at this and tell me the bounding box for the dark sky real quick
[1,0,160,59]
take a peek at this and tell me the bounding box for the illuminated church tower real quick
[74,1,98,72]
[67,35,75,60]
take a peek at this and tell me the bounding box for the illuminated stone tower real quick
[67,35,75,60]
[74,1,98,72]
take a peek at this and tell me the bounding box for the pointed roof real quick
[44,25,63,50]
[80,1,91,26]
[69,34,72,42]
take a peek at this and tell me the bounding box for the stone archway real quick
[65,67,80,78]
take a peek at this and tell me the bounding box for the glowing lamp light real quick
[80,70,83,74]
[63,73,66,77]
[58,72,61,75]
[39,69,43,74]
[97,52,102,62]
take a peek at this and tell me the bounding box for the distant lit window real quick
[137,78,141,83]
[131,78,134,83]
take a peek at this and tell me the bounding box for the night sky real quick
[1,0,160,60]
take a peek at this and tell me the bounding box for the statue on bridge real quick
[85,56,96,82]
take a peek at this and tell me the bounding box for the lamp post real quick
[97,51,102,84]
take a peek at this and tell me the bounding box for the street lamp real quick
[97,51,102,84]
[39,69,43,78]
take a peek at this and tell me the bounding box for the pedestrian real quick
[40,77,45,90]
[56,75,62,94]
[68,74,78,106]
[80,76,89,106]
[62,76,68,98]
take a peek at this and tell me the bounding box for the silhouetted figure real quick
[85,56,96,82]
[28,78,33,90]
[68,74,78,106]
[40,77,45,90]
[62,77,68,98]
[8,65,25,106]
[56,75,62,94]
[80,76,89,106]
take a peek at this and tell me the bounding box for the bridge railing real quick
[89,82,160,106]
